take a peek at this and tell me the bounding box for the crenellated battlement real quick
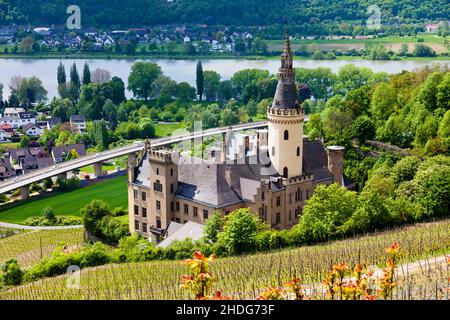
[285,173,313,184]
[149,149,178,163]
[268,107,304,116]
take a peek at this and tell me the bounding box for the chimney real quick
[327,146,345,187]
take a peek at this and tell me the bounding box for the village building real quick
[128,32,346,243]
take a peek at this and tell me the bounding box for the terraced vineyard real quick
[1,220,449,300]
[0,228,85,267]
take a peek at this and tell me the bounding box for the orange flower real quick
[386,242,400,255]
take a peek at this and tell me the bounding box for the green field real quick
[0,175,128,224]
[154,123,185,138]
[80,163,117,174]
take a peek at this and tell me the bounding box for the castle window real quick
[272,147,275,156]
[170,184,174,194]
[156,217,161,229]
[175,218,180,223]
[276,212,281,224]
[306,190,309,199]
[134,205,139,216]
[142,207,147,218]
[184,204,189,215]
[262,191,265,201]
[171,202,174,212]
[283,167,288,178]
[156,168,159,175]
[284,130,289,140]
[297,147,300,157]
[171,168,174,176]
[134,220,139,230]
[203,210,209,220]
[176,202,180,212]
[142,223,147,233]
[289,193,292,204]
[289,211,292,221]
[133,190,138,199]
[154,180,163,192]
[156,201,161,211]
[193,207,198,217]
[276,196,281,207]
[142,192,146,201]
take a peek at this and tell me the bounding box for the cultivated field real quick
[0,175,127,224]
[1,220,448,300]
[0,228,85,267]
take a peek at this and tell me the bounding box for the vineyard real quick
[1,220,449,300]
[0,228,85,267]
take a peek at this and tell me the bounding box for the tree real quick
[57,62,66,85]
[91,68,111,84]
[69,63,80,102]
[128,62,162,102]
[413,44,436,57]
[41,207,56,223]
[1,258,23,286]
[438,109,450,138]
[16,76,47,106]
[203,70,221,102]
[417,72,443,111]
[20,36,34,53]
[297,83,312,103]
[65,148,79,161]
[399,44,409,56]
[109,77,126,105]
[19,135,30,148]
[231,69,270,97]
[217,208,265,254]
[139,120,155,138]
[296,67,336,100]
[176,82,196,101]
[220,108,239,126]
[203,212,224,244]
[217,80,233,102]
[83,62,91,85]
[391,156,421,185]
[436,73,450,110]
[196,61,204,101]
[81,200,112,239]
[334,65,373,95]
[352,115,375,143]
[370,83,396,121]
[294,184,359,242]
[92,120,110,151]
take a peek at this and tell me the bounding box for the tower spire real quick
[283,28,292,59]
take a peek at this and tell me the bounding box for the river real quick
[0,58,448,100]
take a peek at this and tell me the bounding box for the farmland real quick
[267,35,449,55]
[1,219,448,300]
[0,175,128,224]
[0,228,84,267]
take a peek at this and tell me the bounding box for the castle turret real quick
[327,146,345,186]
[267,30,305,179]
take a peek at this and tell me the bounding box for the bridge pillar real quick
[58,172,67,180]
[94,162,104,178]
[20,185,30,200]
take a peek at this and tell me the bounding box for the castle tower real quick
[327,146,345,186]
[267,30,305,178]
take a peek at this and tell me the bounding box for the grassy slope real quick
[154,123,185,138]
[0,175,128,224]
[1,219,448,300]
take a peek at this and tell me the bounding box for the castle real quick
[128,32,345,243]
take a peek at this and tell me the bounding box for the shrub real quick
[1,258,24,286]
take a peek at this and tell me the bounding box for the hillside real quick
[1,219,449,300]
[0,0,448,27]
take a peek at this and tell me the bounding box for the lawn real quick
[0,175,128,224]
[80,163,118,174]
[154,122,185,138]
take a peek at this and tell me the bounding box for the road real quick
[0,120,273,194]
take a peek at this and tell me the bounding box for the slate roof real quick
[70,115,86,122]
[302,140,334,182]
[52,144,86,160]
[23,123,39,131]
[157,221,205,248]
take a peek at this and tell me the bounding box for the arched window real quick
[170,168,174,176]
[284,130,289,140]
[272,146,275,156]
[283,167,289,178]
[156,168,159,175]
[297,147,300,157]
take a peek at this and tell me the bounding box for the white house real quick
[3,107,25,117]
[23,123,43,137]
[18,112,36,127]
[0,116,20,128]
[70,115,87,133]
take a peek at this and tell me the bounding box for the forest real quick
[0,0,448,27]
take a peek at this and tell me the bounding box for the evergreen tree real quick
[83,62,91,85]
[57,62,66,85]
[69,63,81,102]
[196,61,204,101]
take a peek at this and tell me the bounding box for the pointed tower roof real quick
[271,29,299,110]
